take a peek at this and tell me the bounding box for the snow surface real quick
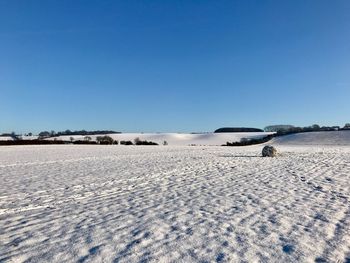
[48,132,274,146]
[1,143,350,262]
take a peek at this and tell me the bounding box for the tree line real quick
[38,129,120,139]
[214,127,264,133]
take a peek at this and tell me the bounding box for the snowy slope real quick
[273,131,350,146]
[48,132,274,146]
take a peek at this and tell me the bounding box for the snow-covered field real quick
[1,141,350,262]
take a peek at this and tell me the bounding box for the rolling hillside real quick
[48,132,274,146]
[273,131,350,146]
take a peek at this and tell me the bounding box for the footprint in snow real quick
[282,244,295,254]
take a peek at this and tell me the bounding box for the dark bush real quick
[130,137,158,145]
[120,140,133,145]
[99,141,111,145]
[72,140,98,145]
[135,140,158,145]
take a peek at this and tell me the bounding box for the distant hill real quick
[214,127,264,133]
[45,132,273,146]
[38,130,121,138]
[273,130,350,145]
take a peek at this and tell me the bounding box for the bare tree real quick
[96,136,114,144]
[84,136,92,142]
[134,137,141,145]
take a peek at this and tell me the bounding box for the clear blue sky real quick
[1,0,349,134]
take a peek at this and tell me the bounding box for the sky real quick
[1,0,349,134]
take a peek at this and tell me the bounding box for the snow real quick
[1,141,350,262]
[48,132,274,146]
[0,137,13,141]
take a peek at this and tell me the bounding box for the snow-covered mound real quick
[273,131,350,146]
[48,132,274,146]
